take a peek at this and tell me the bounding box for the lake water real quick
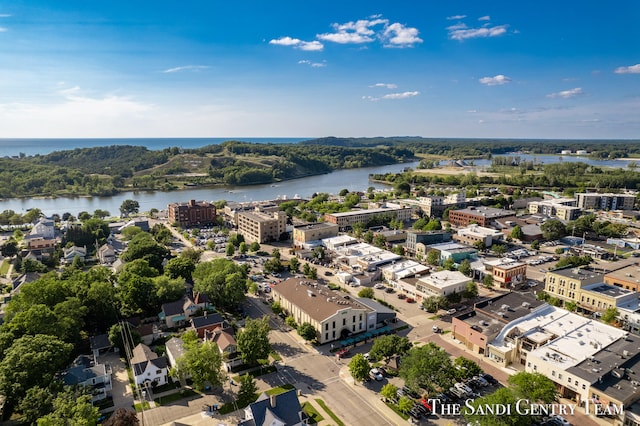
[0,161,420,217]
[1,140,635,218]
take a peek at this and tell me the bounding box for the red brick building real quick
[168,200,216,227]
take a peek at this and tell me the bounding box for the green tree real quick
[443,257,455,271]
[491,244,507,257]
[541,219,566,241]
[193,258,248,309]
[424,219,442,231]
[289,257,300,273]
[0,335,73,414]
[37,389,99,426]
[348,354,370,383]
[369,335,412,361]
[237,316,271,365]
[120,199,140,217]
[399,342,455,393]
[358,287,374,298]
[120,232,169,273]
[373,234,387,248]
[103,408,140,426]
[565,300,578,312]
[154,275,186,304]
[380,383,398,402]
[453,356,483,380]
[0,239,18,257]
[397,396,414,413]
[270,301,283,315]
[108,323,141,355]
[151,224,173,245]
[226,242,236,257]
[508,371,558,404]
[465,388,525,426]
[602,307,619,325]
[239,242,248,254]
[78,211,92,222]
[297,322,317,341]
[285,316,297,329]
[249,242,261,252]
[176,341,226,391]
[422,296,439,313]
[165,256,196,281]
[483,274,494,288]
[18,386,55,424]
[510,225,524,240]
[237,374,258,407]
[463,282,479,299]
[427,249,440,266]
[121,225,143,241]
[531,239,540,250]
[458,259,472,277]
[363,230,374,243]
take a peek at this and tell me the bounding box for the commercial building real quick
[453,224,504,247]
[381,260,430,283]
[604,263,640,292]
[527,198,581,221]
[484,258,527,289]
[448,206,515,228]
[167,199,217,228]
[452,292,543,355]
[398,191,467,218]
[397,270,471,299]
[292,222,339,248]
[576,192,636,211]
[271,278,396,344]
[578,283,638,313]
[426,242,478,265]
[324,204,412,229]
[237,210,287,243]
[544,266,604,306]
[333,242,402,273]
[405,230,451,255]
[223,200,283,226]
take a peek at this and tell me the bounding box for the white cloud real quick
[316,17,422,48]
[0,27,7,32]
[369,83,398,89]
[547,87,583,99]
[298,41,324,51]
[364,91,420,101]
[0,14,11,17]
[269,36,323,51]
[318,18,386,44]
[614,64,640,74]
[163,65,209,73]
[478,16,491,21]
[383,23,423,47]
[447,15,467,20]
[269,36,302,46]
[298,60,327,68]
[479,75,511,86]
[448,24,508,41]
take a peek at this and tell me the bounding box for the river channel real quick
[1,154,634,218]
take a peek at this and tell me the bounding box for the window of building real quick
[325,324,328,331]
[332,331,335,338]
[343,318,346,326]
[325,333,329,340]
[332,321,335,329]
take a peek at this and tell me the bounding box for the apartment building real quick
[236,209,287,243]
[324,204,412,229]
[453,224,504,247]
[292,222,339,248]
[167,199,217,227]
[527,198,581,221]
[448,206,515,228]
[576,192,636,211]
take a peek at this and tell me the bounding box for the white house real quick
[130,343,168,386]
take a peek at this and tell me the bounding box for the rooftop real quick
[294,222,339,231]
[547,266,605,281]
[327,206,408,217]
[485,257,526,269]
[605,264,640,284]
[273,278,369,323]
[582,283,634,299]
[452,206,515,218]
[419,270,470,288]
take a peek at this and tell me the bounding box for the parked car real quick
[406,297,416,303]
[446,308,457,315]
[473,375,489,387]
[369,368,384,381]
[432,325,441,333]
[385,287,395,293]
[481,373,499,385]
[374,283,385,289]
[397,293,407,299]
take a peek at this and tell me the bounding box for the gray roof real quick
[90,334,111,351]
[240,389,305,426]
[191,313,224,329]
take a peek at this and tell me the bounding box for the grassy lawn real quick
[302,402,324,424]
[0,259,10,275]
[232,365,276,381]
[265,384,295,396]
[269,350,282,362]
[315,399,345,426]
[154,389,199,406]
[134,401,150,412]
[384,401,409,420]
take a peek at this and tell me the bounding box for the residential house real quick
[28,218,56,240]
[97,244,116,265]
[165,337,188,377]
[130,343,168,386]
[62,246,87,264]
[205,327,242,371]
[62,355,112,402]
[239,389,308,426]
[158,294,210,328]
[190,312,225,338]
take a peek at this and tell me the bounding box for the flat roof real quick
[322,235,357,246]
[547,266,605,281]
[485,258,526,269]
[458,311,504,337]
[476,291,544,322]
[294,222,338,230]
[272,278,369,323]
[327,206,407,217]
[605,264,640,284]
[428,242,471,251]
[452,206,515,218]
[582,283,633,299]
[420,270,470,288]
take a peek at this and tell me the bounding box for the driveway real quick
[100,351,135,412]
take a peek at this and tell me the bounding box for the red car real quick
[406,297,416,303]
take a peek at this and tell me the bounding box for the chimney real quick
[189,199,196,207]
[270,394,277,408]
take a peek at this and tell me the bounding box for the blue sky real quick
[0,1,639,139]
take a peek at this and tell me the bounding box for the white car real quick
[369,368,384,381]
[374,283,385,290]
